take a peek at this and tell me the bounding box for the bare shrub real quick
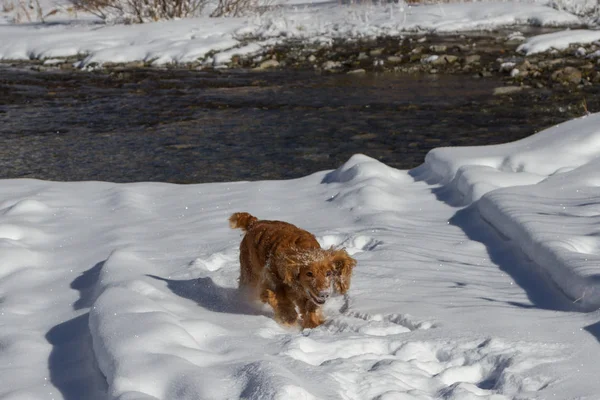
[210,0,273,17]
[2,0,16,12]
[549,0,599,16]
[7,0,47,23]
[70,0,208,22]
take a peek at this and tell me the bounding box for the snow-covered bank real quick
[419,112,600,310]
[3,114,600,399]
[0,2,584,67]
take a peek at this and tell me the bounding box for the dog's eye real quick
[306,272,313,277]
[326,271,332,277]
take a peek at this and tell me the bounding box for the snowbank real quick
[420,113,600,309]
[518,29,600,54]
[0,2,582,66]
[479,160,600,310]
[1,147,599,398]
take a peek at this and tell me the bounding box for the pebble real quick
[493,85,529,95]
[347,68,366,74]
[257,59,280,69]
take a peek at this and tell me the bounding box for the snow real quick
[518,29,600,55]
[2,112,600,399]
[417,113,600,310]
[2,1,600,398]
[0,1,588,66]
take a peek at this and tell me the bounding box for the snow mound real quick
[419,113,600,203]
[2,199,51,216]
[418,113,600,310]
[324,154,413,222]
[479,159,600,310]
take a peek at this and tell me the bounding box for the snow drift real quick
[419,112,600,310]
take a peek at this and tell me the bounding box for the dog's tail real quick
[229,212,258,232]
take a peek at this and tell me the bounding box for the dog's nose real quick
[318,291,330,299]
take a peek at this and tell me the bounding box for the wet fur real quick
[230,212,356,329]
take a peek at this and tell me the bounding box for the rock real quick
[124,61,145,68]
[431,54,458,65]
[499,61,516,72]
[539,58,565,69]
[551,66,582,84]
[507,31,525,41]
[581,62,594,70]
[357,52,368,60]
[505,33,526,46]
[347,69,366,75]
[322,60,342,71]
[369,48,384,57]
[464,54,481,65]
[430,44,447,52]
[308,54,316,62]
[256,59,280,70]
[422,55,439,64]
[351,133,377,140]
[493,86,528,96]
[515,60,533,71]
[411,46,424,54]
[387,55,403,63]
[59,62,75,70]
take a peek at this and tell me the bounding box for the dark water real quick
[1,67,597,183]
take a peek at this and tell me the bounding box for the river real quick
[1,66,596,183]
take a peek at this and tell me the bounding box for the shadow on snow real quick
[45,261,108,400]
[146,274,263,316]
[584,320,600,344]
[449,204,580,312]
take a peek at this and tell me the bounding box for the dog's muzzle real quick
[308,290,331,305]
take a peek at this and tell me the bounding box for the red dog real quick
[230,212,356,328]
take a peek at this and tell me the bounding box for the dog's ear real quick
[280,255,300,287]
[330,248,356,294]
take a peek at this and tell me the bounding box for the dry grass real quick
[2,0,16,12]
[70,0,209,22]
[210,0,274,17]
[2,0,62,23]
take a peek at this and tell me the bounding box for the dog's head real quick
[281,248,356,305]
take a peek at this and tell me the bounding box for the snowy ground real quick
[0,0,596,67]
[1,113,600,399]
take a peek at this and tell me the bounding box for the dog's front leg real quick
[270,287,298,326]
[300,300,325,329]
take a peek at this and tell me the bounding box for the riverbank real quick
[1,1,595,82]
[2,27,599,91]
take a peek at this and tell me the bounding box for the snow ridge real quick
[420,112,600,310]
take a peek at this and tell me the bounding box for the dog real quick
[230,212,356,329]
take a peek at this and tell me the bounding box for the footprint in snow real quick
[323,310,436,337]
[189,247,239,272]
[283,333,560,399]
[318,233,383,255]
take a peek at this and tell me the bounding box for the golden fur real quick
[230,212,356,329]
